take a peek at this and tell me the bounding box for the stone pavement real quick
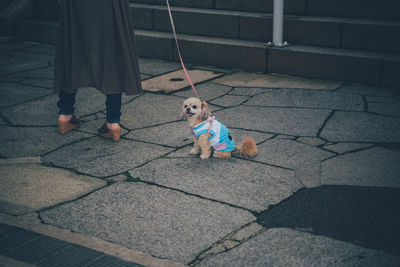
[0,41,400,266]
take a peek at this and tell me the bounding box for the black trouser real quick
[57,91,122,123]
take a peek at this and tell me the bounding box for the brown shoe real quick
[98,123,121,141]
[58,115,81,134]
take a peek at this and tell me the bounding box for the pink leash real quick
[166,0,200,99]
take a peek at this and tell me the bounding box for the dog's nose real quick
[186,107,191,112]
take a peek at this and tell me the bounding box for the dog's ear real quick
[181,103,187,120]
[200,101,210,120]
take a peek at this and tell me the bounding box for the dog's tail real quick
[237,137,258,157]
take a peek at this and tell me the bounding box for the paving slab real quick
[296,137,326,147]
[321,147,400,188]
[0,126,93,158]
[338,84,399,97]
[129,158,300,212]
[215,106,332,136]
[138,58,181,76]
[209,95,250,107]
[124,121,192,148]
[121,94,186,129]
[173,82,232,101]
[0,81,51,108]
[253,139,334,170]
[8,66,54,79]
[245,89,364,111]
[42,137,173,177]
[323,142,373,154]
[40,182,255,264]
[142,69,223,93]
[18,78,54,89]
[368,102,400,117]
[214,72,342,90]
[0,163,105,215]
[320,111,400,143]
[229,87,274,96]
[198,228,400,266]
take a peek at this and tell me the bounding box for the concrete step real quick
[132,3,400,53]
[130,0,400,20]
[14,19,400,87]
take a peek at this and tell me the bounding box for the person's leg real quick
[105,93,122,124]
[99,93,122,141]
[57,91,80,134]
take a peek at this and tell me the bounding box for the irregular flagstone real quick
[214,72,341,90]
[174,82,232,101]
[320,111,400,143]
[121,94,186,129]
[0,82,51,108]
[198,228,400,267]
[0,60,49,75]
[209,95,250,107]
[9,66,54,79]
[216,106,332,137]
[39,182,255,264]
[138,58,181,76]
[368,102,400,117]
[229,87,274,96]
[338,84,398,97]
[253,139,334,170]
[245,89,364,111]
[366,96,399,103]
[129,158,300,212]
[229,128,274,145]
[323,142,374,154]
[124,121,192,147]
[296,137,326,147]
[0,126,93,158]
[142,69,223,93]
[19,78,54,89]
[42,137,173,177]
[321,147,400,188]
[0,163,105,215]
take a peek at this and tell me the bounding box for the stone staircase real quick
[8,0,400,87]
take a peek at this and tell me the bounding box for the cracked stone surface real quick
[245,89,364,111]
[121,94,183,129]
[142,69,223,93]
[40,182,255,264]
[214,72,342,90]
[0,163,105,215]
[173,82,232,101]
[0,126,93,158]
[129,158,301,212]
[124,121,191,148]
[323,142,373,154]
[253,139,334,170]
[216,106,332,136]
[138,58,181,76]
[0,82,51,108]
[42,138,173,177]
[198,228,400,266]
[320,111,400,143]
[2,41,400,267]
[321,147,400,188]
[209,95,250,107]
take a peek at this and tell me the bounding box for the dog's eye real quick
[184,105,188,108]
[192,105,197,109]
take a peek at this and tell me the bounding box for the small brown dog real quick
[182,97,258,159]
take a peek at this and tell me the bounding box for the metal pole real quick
[268,0,288,47]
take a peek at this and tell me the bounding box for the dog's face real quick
[181,97,210,126]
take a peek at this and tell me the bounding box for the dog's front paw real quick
[200,153,210,160]
[190,148,200,155]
